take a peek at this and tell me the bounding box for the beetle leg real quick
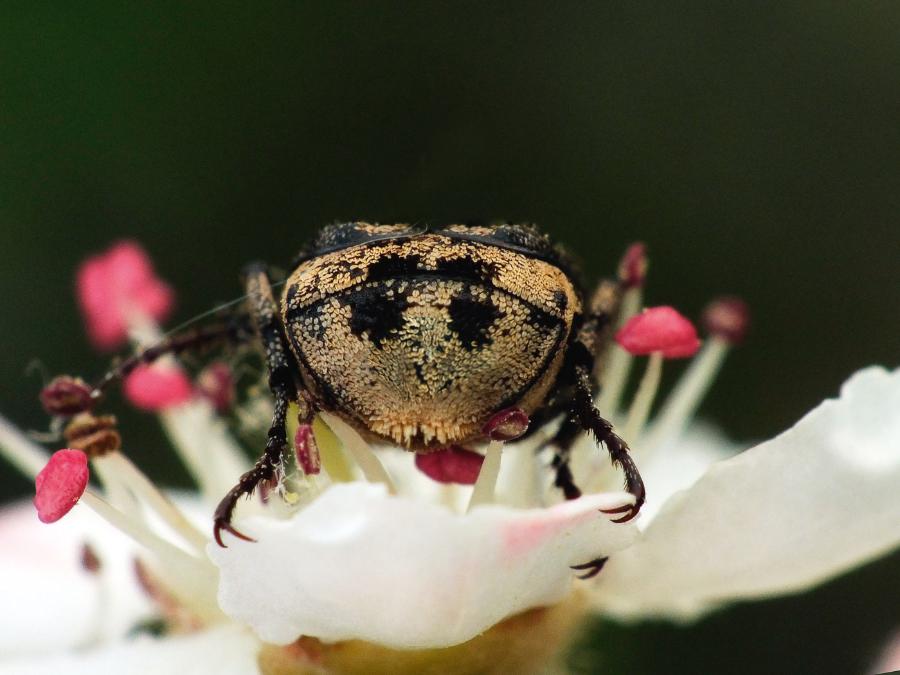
[569,351,645,522]
[547,415,584,500]
[213,264,301,547]
[213,387,291,546]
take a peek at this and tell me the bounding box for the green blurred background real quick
[1,3,898,673]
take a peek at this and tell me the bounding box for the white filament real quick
[467,440,503,512]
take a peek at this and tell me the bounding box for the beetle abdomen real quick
[282,233,580,449]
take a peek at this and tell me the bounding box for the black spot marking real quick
[299,304,329,341]
[448,289,503,351]
[433,256,496,285]
[346,286,409,347]
[528,305,561,333]
[413,361,427,385]
[552,290,568,312]
[365,254,422,282]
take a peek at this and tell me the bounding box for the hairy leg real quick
[213,264,307,547]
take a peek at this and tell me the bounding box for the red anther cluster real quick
[415,446,485,485]
[294,424,321,475]
[34,449,90,524]
[617,242,648,289]
[196,362,235,413]
[77,241,174,351]
[482,407,530,441]
[703,296,750,344]
[123,364,193,412]
[616,306,700,358]
[40,376,94,416]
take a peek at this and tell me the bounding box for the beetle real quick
[53,222,645,548]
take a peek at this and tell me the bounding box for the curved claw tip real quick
[599,503,632,514]
[213,521,256,548]
[570,557,608,580]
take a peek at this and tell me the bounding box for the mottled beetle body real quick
[283,223,581,450]
[51,222,645,550]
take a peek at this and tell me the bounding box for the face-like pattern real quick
[282,223,582,450]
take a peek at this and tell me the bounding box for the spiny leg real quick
[213,387,290,546]
[569,344,645,522]
[549,415,583,500]
[213,264,302,547]
[547,277,623,499]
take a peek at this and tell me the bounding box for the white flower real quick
[209,483,635,649]
[1,242,898,674]
[3,365,898,674]
[591,366,900,619]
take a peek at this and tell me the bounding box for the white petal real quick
[0,500,153,656]
[635,422,743,525]
[592,366,900,619]
[0,625,260,675]
[210,482,637,649]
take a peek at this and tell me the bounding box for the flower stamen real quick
[34,449,90,523]
[101,452,209,554]
[621,351,664,442]
[319,412,396,493]
[79,490,221,622]
[0,412,49,478]
[467,440,504,511]
[643,298,748,451]
[615,306,701,443]
[596,243,647,416]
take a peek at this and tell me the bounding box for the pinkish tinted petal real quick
[210,482,638,648]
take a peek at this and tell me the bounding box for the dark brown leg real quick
[213,388,291,546]
[213,264,303,547]
[549,415,583,500]
[569,347,645,522]
[546,278,623,502]
[548,372,645,519]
